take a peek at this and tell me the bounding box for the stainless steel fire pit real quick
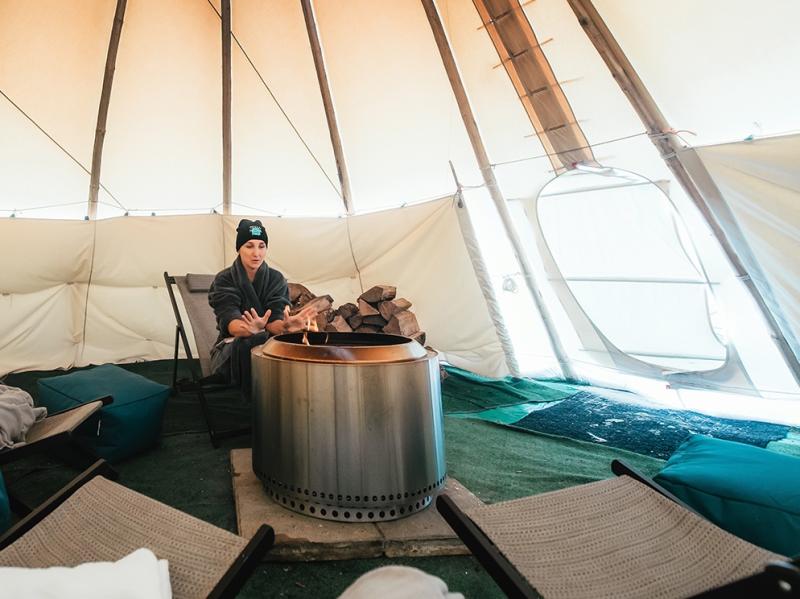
[251,332,445,522]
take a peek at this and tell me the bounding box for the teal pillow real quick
[0,471,10,533]
[654,434,800,556]
[37,364,170,463]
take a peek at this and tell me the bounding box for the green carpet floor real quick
[2,360,665,598]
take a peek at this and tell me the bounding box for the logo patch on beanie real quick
[249,225,263,236]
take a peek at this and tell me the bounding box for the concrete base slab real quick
[231,449,484,561]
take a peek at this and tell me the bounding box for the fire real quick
[301,315,318,346]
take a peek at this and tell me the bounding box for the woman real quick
[209,219,316,394]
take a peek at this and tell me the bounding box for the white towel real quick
[338,566,465,599]
[0,548,172,599]
[0,385,47,450]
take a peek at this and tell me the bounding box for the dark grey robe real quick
[208,257,290,392]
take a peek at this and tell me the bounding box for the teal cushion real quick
[37,364,169,463]
[0,471,10,533]
[654,434,800,556]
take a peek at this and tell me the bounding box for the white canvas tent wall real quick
[1,0,798,423]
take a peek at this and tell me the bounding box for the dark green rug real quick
[2,360,665,598]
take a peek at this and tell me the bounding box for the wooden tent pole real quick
[421,0,576,381]
[221,0,232,215]
[301,0,353,215]
[88,0,126,220]
[566,0,800,385]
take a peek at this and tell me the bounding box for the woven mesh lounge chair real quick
[437,460,800,599]
[0,459,274,599]
[164,272,249,447]
[0,397,112,515]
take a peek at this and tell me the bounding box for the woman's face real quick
[239,240,267,271]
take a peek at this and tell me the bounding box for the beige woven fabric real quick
[464,476,783,599]
[0,476,248,599]
[24,401,104,444]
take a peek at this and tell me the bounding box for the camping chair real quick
[0,459,274,599]
[164,272,249,447]
[437,460,800,599]
[0,397,112,515]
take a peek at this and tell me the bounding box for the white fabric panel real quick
[512,0,691,211]
[81,215,226,363]
[221,215,354,282]
[696,134,800,376]
[539,176,703,280]
[91,215,225,287]
[0,219,92,293]
[38,203,506,374]
[594,0,800,146]
[101,0,221,214]
[349,198,508,376]
[80,285,176,365]
[231,1,344,215]
[439,0,549,195]
[569,281,724,361]
[0,285,84,375]
[0,1,111,217]
[0,219,91,374]
[313,0,477,210]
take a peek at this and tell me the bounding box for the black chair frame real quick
[436,459,800,599]
[164,272,249,448]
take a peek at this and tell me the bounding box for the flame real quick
[301,315,318,346]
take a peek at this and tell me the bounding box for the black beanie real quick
[235,219,269,251]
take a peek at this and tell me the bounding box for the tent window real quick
[536,167,726,372]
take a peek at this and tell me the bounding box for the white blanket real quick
[0,548,172,599]
[338,566,465,599]
[0,385,46,450]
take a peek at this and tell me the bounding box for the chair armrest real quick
[43,395,113,418]
[207,524,275,599]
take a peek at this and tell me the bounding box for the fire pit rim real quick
[256,331,431,365]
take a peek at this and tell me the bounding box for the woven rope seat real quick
[463,476,783,599]
[0,476,249,599]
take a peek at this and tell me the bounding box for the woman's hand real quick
[281,304,319,333]
[241,308,271,334]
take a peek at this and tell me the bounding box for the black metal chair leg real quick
[172,325,180,393]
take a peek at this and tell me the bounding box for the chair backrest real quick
[172,274,218,378]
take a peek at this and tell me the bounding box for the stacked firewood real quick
[287,283,426,345]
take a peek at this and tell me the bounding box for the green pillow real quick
[0,471,10,533]
[37,364,170,463]
[654,434,800,556]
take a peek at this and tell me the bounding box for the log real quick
[409,330,426,346]
[337,302,358,321]
[359,285,396,304]
[295,291,315,308]
[325,315,352,333]
[355,325,381,334]
[384,310,420,336]
[358,298,380,317]
[288,282,313,304]
[315,309,333,331]
[362,314,388,328]
[297,295,333,315]
[348,314,363,329]
[378,298,412,321]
